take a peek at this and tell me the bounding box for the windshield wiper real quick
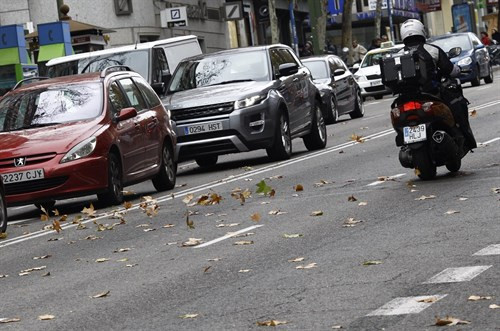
[23,123,61,129]
[211,79,254,86]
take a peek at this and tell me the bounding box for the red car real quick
[0,67,177,209]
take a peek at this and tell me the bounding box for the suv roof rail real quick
[12,77,50,90]
[100,65,134,78]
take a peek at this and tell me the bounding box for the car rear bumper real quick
[358,80,392,98]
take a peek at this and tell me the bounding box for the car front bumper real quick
[358,80,392,98]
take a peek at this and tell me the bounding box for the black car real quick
[0,178,7,234]
[302,55,364,123]
[163,44,326,167]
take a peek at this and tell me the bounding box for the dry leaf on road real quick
[343,218,362,227]
[0,274,8,278]
[435,316,470,326]
[362,260,382,266]
[417,297,438,303]
[469,109,477,117]
[288,257,305,262]
[257,320,287,326]
[250,213,261,222]
[458,197,468,201]
[415,195,436,201]
[311,211,323,216]
[348,195,357,202]
[358,202,368,206]
[350,134,364,143]
[294,184,304,192]
[123,201,133,209]
[283,233,303,238]
[33,255,51,260]
[182,194,194,204]
[182,238,203,247]
[492,188,500,194]
[91,290,110,298]
[296,263,317,269]
[95,258,109,263]
[163,224,175,228]
[489,304,500,309]
[113,248,130,253]
[445,210,460,215]
[186,213,195,229]
[38,314,55,321]
[81,204,96,218]
[234,240,254,245]
[207,258,222,261]
[179,313,199,319]
[0,318,20,323]
[268,210,287,215]
[238,269,251,273]
[468,295,492,301]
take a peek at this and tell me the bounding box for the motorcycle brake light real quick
[399,101,422,112]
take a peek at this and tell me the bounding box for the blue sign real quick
[38,22,71,45]
[452,4,473,33]
[0,25,26,49]
[328,0,344,15]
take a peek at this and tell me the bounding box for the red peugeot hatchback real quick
[0,67,177,209]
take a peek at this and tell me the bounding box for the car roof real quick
[47,35,198,66]
[179,44,292,62]
[301,54,342,62]
[428,32,472,41]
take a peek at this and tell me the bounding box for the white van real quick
[46,35,201,95]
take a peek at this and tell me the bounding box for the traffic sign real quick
[160,7,188,28]
[224,2,243,21]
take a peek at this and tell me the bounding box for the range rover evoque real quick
[163,44,327,167]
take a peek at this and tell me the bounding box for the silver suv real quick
[163,44,327,167]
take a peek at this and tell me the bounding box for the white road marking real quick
[367,295,447,316]
[473,244,500,256]
[367,173,406,186]
[194,225,264,248]
[473,100,500,110]
[479,137,500,145]
[8,219,32,226]
[423,266,492,284]
[362,114,386,120]
[477,85,493,90]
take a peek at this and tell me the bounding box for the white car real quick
[353,43,404,100]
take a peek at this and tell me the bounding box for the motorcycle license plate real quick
[403,124,427,144]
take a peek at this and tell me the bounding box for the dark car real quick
[0,178,6,234]
[163,44,326,167]
[0,67,177,209]
[302,55,364,123]
[429,32,494,86]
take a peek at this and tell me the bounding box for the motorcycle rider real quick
[399,19,477,150]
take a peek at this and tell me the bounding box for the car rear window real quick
[0,83,103,132]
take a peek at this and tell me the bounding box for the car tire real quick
[329,97,339,124]
[0,187,7,234]
[266,110,292,160]
[97,153,124,206]
[195,155,218,167]
[413,148,436,180]
[445,157,461,173]
[471,66,481,86]
[152,143,177,191]
[350,89,365,119]
[303,101,327,151]
[484,65,494,84]
[34,200,56,214]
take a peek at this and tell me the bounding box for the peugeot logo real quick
[14,157,26,167]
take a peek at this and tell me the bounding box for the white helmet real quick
[400,19,426,42]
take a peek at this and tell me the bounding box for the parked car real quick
[0,67,177,210]
[163,44,327,167]
[0,177,6,233]
[46,35,202,96]
[353,43,404,100]
[428,32,493,86]
[302,55,364,123]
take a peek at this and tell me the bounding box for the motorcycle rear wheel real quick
[446,158,461,173]
[413,148,436,180]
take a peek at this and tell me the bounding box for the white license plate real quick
[2,169,45,184]
[370,79,382,86]
[403,124,427,144]
[183,121,223,135]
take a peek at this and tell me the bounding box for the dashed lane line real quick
[473,244,500,256]
[194,225,264,248]
[422,266,492,284]
[479,137,500,146]
[367,173,406,186]
[367,295,447,316]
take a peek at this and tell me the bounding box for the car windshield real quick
[0,83,103,132]
[430,35,472,53]
[361,48,402,68]
[168,50,270,93]
[48,50,150,81]
[303,60,328,79]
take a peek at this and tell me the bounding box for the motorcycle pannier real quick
[381,50,432,93]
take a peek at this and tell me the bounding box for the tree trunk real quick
[497,0,500,32]
[341,0,354,65]
[269,0,279,44]
[316,0,328,55]
[374,0,383,38]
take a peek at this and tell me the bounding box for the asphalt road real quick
[1,72,499,330]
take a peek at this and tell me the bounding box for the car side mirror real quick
[278,63,299,77]
[447,47,462,58]
[117,107,137,122]
[333,68,346,77]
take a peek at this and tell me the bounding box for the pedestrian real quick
[368,38,382,51]
[480,31,491,46]
[491,29,500,44]
[381,34,389,42]
[301,41,314,57]
[352,39,367,64]
[325,39,337,55]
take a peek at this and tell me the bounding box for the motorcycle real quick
[382,46,472,180]
[487,40,500,66]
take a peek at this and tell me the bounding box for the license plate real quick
[183,121,223,135]
[370,79,382,86]
[403,124,427,144]
[1,169,45,184]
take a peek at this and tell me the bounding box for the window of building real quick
[114,0,133,15]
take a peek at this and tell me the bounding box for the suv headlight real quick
[234,93,267,110]
[61,137,97,163]
[458,57,472,66]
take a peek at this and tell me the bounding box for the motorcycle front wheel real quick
[412,148,437,180]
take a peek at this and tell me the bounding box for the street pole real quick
[307,0,322,55]
[289,2,299,54]
[387,0,395,41]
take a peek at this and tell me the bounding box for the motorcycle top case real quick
[381,49,433,93]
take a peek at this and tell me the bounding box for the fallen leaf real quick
[162,224,175,228]
[314,180,329,187]
[123,201,133,209]
[76,223,87,230]
[0,233,7,239]
[234,240,254,245]
[19,266,46,276]
[417,296,438,303]
[268,210,287,215]
[489,304,500,309]
[348,195,357,202]
[238,269,251,273]
[434,316,470,326]
[47,237,63,241]
[492,188,500,194]
[444,210,460,215]
[469,109,477,117]
[288,257,305,262]
[85,235,101,240]
[81,204,96,217]
[294,184,304,192]
[207,258,222,261]
[166,242,178,246]
[311,210,323,216]
[343,218,362,227]
[182,238,203,247]
[406,180,416,187]
[414,168,421,176]
[415,195,436,201]
[135,224,150,228]
[203,266,212,273]
[52,220,62,233]
[458,197,468,201]
[362,260,383,266]
[256,180,273,196]
[33,255,52,260]
[331,326,343,329]
[283,233,303,238]
[269,189,276,197]
[41,272,50,277]
[250,213,261,222]
[38,314,55,321]
[117,258,129,262]
[0,318,20,323]
[358,202,368,206]
[350,133,364,143]
[125,264,138,267]
[179,313,198,319]
[95,258,109,263]
[257,320,287,326]
[468,295,492,301]
[216,223,240,228]
[143,228,156,232]
[122,190,135,196]
[113,248,130,253]
[261,201,270,205]
[182,194,194,204]
[209,193,223,204]
[92,290,110,298]
[186,212,194,229]
[0,274,8,278]
[296,263,317,269]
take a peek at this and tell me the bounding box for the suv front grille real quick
[5,177,67,195]
[171,102,234,121]
[179,140,238,160]
[0,153,57,169]
[367,74,381,80]
[365,85,386,92]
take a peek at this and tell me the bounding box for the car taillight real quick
[399,101,422,112]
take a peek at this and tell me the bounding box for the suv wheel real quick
[350,89,365,119]
[195,155,218,167]
[330,97,339,123]
[484,65,494,84]
[471,66,481,86]
[303,102,327,151]
[152,143,176,191]
[98,153,124,206]
[267,110,292,160]
[0,188,6,234]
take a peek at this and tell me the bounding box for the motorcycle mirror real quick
[447,47,462,58]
